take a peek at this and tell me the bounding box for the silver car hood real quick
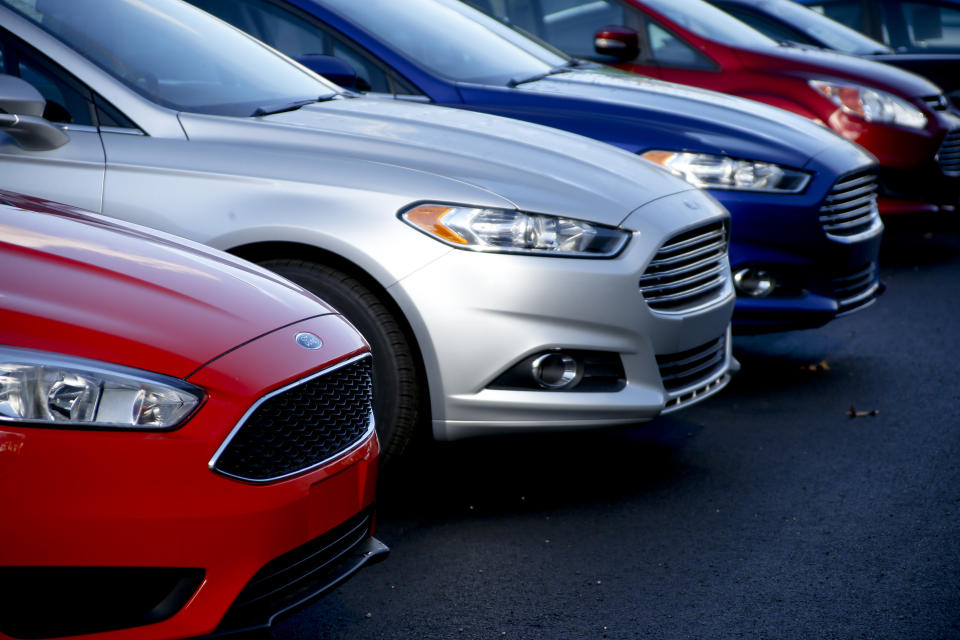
[178,97,694,226]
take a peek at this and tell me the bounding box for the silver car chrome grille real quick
[639,221,728,312]
[922,94,949,111]
[833,262,880,315]
[938,129,960,176]
[210,354,374,483]
[819,171,881,240]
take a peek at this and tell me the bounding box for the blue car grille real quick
[210,354,374,483]
[819,171,881,240]
[922,94,950,111]
[938,129,960,176]
[833,262,881,315]
[639,221,729,312]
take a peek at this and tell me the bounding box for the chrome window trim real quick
[208,352,375,483]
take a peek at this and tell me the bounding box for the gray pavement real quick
[272,214,960,640]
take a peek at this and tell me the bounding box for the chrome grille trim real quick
[833,262,881,316]
[658,328,732,413]
[640,221,730,313]
[937,129,960,176]
[819,170,883,243]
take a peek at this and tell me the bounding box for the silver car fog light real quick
[400,204,629,257]
[531,353,581,390]
[734,268,776,297]
[488,350,625,392]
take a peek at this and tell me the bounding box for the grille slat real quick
[656,332,731,412]
[640,221,729,312]
[938,130,960,175]
[819,171,881,240]
[211,355,374,483]
[217,510,387,634]
[832,262,880,314]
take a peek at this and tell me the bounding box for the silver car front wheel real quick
[261,260,421,464]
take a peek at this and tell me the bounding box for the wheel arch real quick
[228,240,435,434]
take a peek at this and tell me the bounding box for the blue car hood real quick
[458,69,861,169]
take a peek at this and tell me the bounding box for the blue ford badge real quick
[295,332,323,350]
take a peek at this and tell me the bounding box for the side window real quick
[16,52,94,125]
[192,0,413,95]
[806,2,863,32]
[0,33,137,129]
[538,0,628,58]
[901,2,960,49]
[646,20,716,69]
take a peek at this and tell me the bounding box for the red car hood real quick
[0,191,336,378]
[740,44,942,99]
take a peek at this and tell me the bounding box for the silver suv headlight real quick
[0,347,203,429]
[641,151,810,192]
[400,204,629,257]
[810,80,927,130]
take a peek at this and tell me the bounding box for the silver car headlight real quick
[400,204,629,257]
[810,80,927,130]
[0,347,203,429]
[641,151,810,193]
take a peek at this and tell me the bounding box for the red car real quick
[0,191,386,639]
[468,0,960,215]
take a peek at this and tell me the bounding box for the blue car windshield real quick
[320,0,570,85]
[1,0,340,116]
[751,0,892,54]
[643,0,777,48]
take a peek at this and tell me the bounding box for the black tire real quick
[260,259,422,464]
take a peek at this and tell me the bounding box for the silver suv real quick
[0,0,736,461]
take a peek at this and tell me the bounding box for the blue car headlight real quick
[642,151,811,193]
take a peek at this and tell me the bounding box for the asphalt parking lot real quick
[271,214,960,640]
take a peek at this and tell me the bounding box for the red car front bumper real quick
[0,315,384,640]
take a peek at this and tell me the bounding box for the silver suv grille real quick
[819,171,881,241]
[639,221,729,312]
[657,330,731,413]
[938,129,960,176]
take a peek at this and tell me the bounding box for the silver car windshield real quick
[319,0,569,85]
[642,0,777,48]
[1,0,340,116]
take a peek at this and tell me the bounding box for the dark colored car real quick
[466,0,960,216]
[188,0,884,333]
[0,190,385,640]
[797,0,960,52]
[709,0,960,102]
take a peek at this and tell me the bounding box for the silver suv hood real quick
[178,97,695,227]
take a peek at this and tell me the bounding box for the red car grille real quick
[210,354,374,482]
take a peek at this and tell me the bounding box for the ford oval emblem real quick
[295,332,323,350]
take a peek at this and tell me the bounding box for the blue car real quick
[190,0,884,333]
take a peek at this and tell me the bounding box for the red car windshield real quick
[642,0,777,48]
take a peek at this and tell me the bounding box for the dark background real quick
[272,214,960,640]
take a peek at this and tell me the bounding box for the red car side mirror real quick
[594,26,640,61]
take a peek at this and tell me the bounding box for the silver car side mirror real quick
[0,75,69,151]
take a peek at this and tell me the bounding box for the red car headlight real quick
[0,346,203,429]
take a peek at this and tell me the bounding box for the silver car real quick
[0,0,736,461]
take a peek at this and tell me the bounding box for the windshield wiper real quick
[251,95,336,117]
[507,61,578,88]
